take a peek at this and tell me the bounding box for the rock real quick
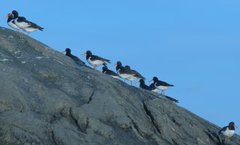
[0,27,240,145]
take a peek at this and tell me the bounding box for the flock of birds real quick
[5,10,237,144]
[6,10,175,95]
[72,48,174,95]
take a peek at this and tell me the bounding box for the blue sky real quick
[1,0,239,134]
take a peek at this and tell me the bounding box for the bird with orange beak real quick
[218,122,237,144]
[6,12,21,31]
[82,50,110,69]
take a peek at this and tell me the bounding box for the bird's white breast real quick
[8,21,20,30]
[151,88,159,93]
[23,27,39,32]
[127,75,138,81]
[87,58,104,67]
[222,128,235,138]
[156,85,169,91]
[119,73,132,79]
[111,75,120,79]
[15,19,30,28]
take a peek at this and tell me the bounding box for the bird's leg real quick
[162,90,165,95]
[222,139,225,145]
[160,90,163,95]
[93,65,96,70]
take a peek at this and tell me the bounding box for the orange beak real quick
[6,13,12,19]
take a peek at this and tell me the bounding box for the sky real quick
[1,0,239,134]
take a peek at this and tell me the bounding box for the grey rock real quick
[0,27,240,145]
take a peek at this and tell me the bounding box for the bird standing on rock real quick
[82,50,110,69]
[102,64,120,79]
[139,79,151,90]
[10,10,43,33]
[139,79,156,91]
[6,13,21,31]
[151,76,174,94]
[115,61,144,84]
[65,48,85,65]
[218,122,237,144]
[139,79,178,103]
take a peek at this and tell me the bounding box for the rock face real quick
[0,27,239,145]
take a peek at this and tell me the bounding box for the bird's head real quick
[115,61,122,70]
[152,76,159,82]
[81,50,92,59]
[102,66,108,71]
[6,13,14,20]
[103,63,107,66]
[65,48,71,55]
[229,122,236,129]
[139,79,145,84]
[86,50,92,56]
[11,10,19,18]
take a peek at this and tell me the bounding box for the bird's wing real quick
[27,20,44,30]
[91,55,110,63]
[164,95,178,103]
[218,126,227,135]
[71,55,85,65]
[156,80,173,86]
[129,69,145,79]
[108,70,119,76]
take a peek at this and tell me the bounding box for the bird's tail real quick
[38,27,44,31]
[164,95,178,103]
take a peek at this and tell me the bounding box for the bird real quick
[125,65,145,81]
[139,79,157,91]
[82,50,110,69]
[115,61,144,84]
[11,10,43,33]
[139,79,152,90]
[64,48,85,65]
[139,79,178,103]
[121,64,145,80]
[115,61,133,81]
[218,122,236,144]
[149,83,159,93]
[151,76,174,94]
[6,13,21,31]
[102,64,120,79]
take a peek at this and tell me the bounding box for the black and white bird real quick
[11,10,43,33]
[139,79,152,90]
[218,122,236,144]
[82,50,110,69]
[139,79,157,92]
[115,61,132,80]
[65,48,85,65]
[123,64,145,81]
[149,83,159,93]
[102,64,120,79]
[115,61,144,83]
[139,79,178,103]
[151,76,174,94]
[6,13,21,31]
